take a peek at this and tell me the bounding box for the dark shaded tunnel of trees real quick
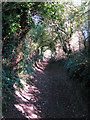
[1,1,89,119]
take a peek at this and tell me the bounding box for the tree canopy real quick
[2,1,89,116]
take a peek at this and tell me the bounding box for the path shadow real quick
[31,58,88,118]
[2,57,88,119]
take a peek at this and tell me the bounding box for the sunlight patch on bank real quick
[13,72,41,119]
[14,104,41,119]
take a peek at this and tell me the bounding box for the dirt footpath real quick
[3,59,88,119]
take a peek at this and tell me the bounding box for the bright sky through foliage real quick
[44,50,52,58]
[60,0,81,6]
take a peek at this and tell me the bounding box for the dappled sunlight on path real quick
[4,59,88,119]
[12,60,49,119]
[14,77,41,119]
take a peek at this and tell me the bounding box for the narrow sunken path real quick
[4,59,88,119]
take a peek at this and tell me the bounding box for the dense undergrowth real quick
[64,51,89,101]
